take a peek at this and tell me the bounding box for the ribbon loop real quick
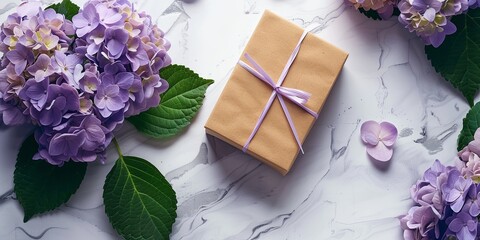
[239,30,318,154]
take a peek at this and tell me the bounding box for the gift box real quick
[205,10,348,175]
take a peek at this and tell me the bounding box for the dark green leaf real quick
[14,135,87,222]
[425,9,480,106]
[128,64,214,138]
[47,0,80,21]
[458,102,480,151]
[359,8,382,20]
[103,156,177,240]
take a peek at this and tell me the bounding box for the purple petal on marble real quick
[379,121,398,146]
[361,120,381,145]
[366,142,393,162]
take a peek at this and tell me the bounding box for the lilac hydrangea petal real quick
[49,130,86,156]
[366,141,393,161]
[17,1,42,17]
[115,72,134,89]
[361,120,381,145]
[379,121,398,146]
[424,8,436,22]
[470,199,480,216]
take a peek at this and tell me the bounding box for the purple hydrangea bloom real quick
[0,0,171,165]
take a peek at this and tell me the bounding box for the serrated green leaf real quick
[14,135,87,222]
[47,0,80,21]
[103,155,177,240]
[425,9,480,107]
[128,64,214,138]
[458,102,480,151]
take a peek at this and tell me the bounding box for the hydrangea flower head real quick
[397,0,468,47]
[0,0,171,165]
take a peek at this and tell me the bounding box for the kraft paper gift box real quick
[204,10,348,175]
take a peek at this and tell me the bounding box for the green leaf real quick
[14,135,87,222]
[128,64,214,138]
[359,8,382,20]
[458,102,480,151]
[425,9,480,107]
[103,155,177,240]
[47,0,80,21]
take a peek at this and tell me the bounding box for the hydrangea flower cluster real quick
[400,129,480,240]
[345,0,399,19]
[345,0,480,47]
[0,0,170,165]
[398,0,469,47]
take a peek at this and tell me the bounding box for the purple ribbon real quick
[238,30,318,154]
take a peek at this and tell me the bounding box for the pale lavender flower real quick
[6,43,34,75]
[51,51,83,87]
[94,84,125,118]
[79,63,100,94]
[360,121,398,161]
[26,54,56,82]
[72,4,99,37]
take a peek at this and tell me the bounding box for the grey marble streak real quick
[0,0,474,239]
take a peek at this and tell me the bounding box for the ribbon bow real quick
[238,30,318,154]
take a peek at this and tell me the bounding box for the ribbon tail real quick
[242,91,277,152]
[277,95,304,154]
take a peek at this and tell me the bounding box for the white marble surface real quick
[0,0,473,239]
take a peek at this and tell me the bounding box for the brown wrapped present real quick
[205,10,348,175]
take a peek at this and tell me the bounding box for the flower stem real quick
[112,137,123,161]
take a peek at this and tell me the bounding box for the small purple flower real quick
[448,212,477,240]
[5,43,34,75]
[72,4,100,38]
[94,84,125,118]
[52,51,83,87]
[79,63,100,94]
[26,54,56,82]
[465,184,480,217]
[104,28,129,60]
[360,120,398,161]
[18,78,49,110]
[443,169,473,212]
